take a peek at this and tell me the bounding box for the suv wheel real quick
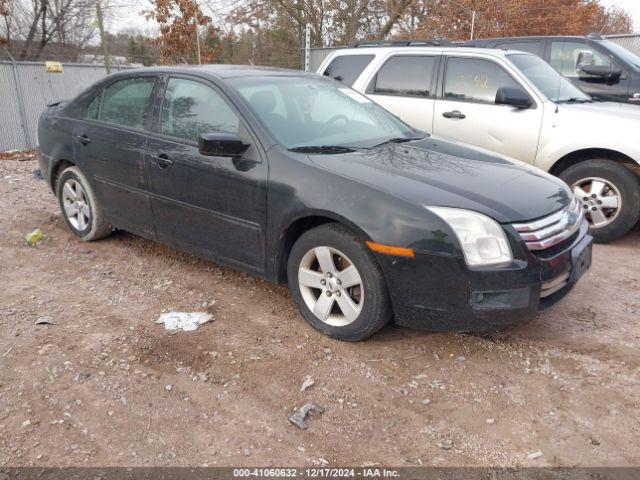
[287,223,392,341]
[559,159,640,243]
[57,166,112,241]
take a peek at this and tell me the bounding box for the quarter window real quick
[85,92,102,120]
[161,78,239,142]
[99,77,156,129]
[550,42,613,76]
[323,55,374,86]
[373,56,435,97]
[444,57,520,104]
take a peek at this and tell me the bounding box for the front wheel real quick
[559,160,640,243]
[287,223,392,341]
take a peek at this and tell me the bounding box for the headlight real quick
[425,207,513,267]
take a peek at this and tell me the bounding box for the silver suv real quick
[318,41,640,242]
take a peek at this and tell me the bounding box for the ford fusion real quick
[38,66,592,341]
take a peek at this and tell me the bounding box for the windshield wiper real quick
[289,145,356,154]
[371,136,425,148]
[556,97,591,104]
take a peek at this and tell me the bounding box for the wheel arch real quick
[50,158,76,191]
[274,211,372,284]
[549,148,639,178]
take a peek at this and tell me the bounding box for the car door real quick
[548,40,630,102]
[145,75,267,273]
[432,56,543,163]
[74,75,158,238]
[365,54,438,133]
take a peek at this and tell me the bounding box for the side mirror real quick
[198,132,250,158]
[579,64,622,82]
[495,86,532,109]
[576,51,593,69]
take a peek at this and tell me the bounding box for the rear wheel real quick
[287,223,392,341]
[57,166,111,241]
[559,160,640,243]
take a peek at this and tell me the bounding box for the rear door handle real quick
[150,154,174,169]
[442,110,466,119]
[74,134,91,145]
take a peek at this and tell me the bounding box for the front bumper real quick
[376,222,592,331]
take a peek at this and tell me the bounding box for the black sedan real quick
[37,66,592,341]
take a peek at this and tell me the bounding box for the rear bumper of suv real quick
[376,220,592,331]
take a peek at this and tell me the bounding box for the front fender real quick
[264,148,462,279]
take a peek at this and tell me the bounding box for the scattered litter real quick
[527,450,543,460]
[438,439,453,450]
[486,418,495,425]
[156,311,212,331]
[35,316,56,325]
[165,384,173,391]
[421,399,431,405]
[300,376,315,392]
[25,228,44,247]
[33,169,44,180]
[289,403,324,430]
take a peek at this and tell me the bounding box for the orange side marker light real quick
[366,241,415,258]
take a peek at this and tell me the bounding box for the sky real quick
[106,0,640,35]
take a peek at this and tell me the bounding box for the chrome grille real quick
[512,198,584,251]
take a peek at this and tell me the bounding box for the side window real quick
[161,78,239,142]
[322,55,374,86]
[444,57,520,104]
[100,77,155,129]
[373,55,435,97]
[495,41,542,56]
[85,91,102,120]
[550,42,613,76]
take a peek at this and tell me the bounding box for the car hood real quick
[309,136,572,223]
[557,100,640,122]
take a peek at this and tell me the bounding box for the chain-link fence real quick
[607,34,640,56]
[0,60,132,151]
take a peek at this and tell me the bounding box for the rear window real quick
[322,54,374,86]
[373,55,435,97]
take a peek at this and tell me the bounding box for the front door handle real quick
[74,134,91,145]
[442,110,466,119]
[150,154,174,169]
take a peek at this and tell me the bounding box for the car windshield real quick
[598,40,640,70]
[229,75,420,150]
[508,53,591,103]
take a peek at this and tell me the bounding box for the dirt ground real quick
[1,153,639,468]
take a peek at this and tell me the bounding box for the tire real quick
[56,166,112,242]
[559,159,640,243]
[287,223,392,341]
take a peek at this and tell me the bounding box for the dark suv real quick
[465,33,640,104]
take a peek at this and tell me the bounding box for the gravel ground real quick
[1,154,639,467]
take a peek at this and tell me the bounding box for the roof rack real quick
[349,39,453,48]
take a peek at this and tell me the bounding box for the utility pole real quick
[96,1,111,74]
[470,10,476,40]
[304,23,311,72]
[195,15,201,64]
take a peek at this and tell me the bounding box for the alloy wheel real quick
[298,246,364,327]
[62,178,91,231]
[572,177,622,229]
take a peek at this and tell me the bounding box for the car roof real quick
[108,64,316,80]
[465,35,605,45]
[327,46,519,58]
